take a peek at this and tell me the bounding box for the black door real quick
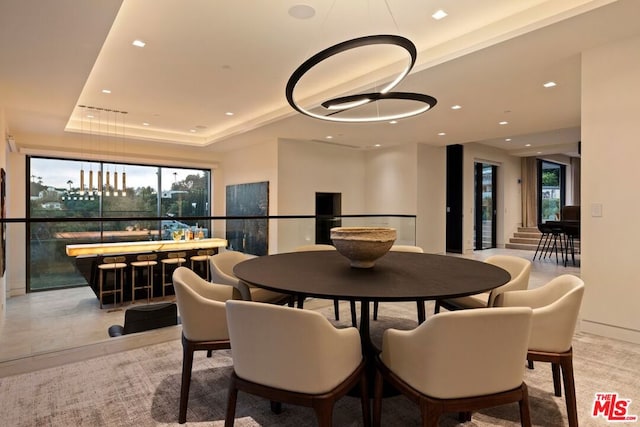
[446,145,463,253]
[315,192,341,244]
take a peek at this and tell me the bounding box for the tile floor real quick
[0,248,579,373]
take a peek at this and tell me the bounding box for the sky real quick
[30,158,207,192]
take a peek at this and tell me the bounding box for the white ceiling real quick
[2,0,640,156]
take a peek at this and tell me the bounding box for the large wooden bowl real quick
[330,227,397,268]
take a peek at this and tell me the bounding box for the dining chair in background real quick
[225,299,369,427]
[495,274,585,427]
[372,245,425,321]
[209,250,292,305]
[434,255,531,313]
[373,307,533,426]
[172,267,234,424]
[533,222,565,263]
[293,244,357,327]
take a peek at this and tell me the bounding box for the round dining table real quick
[234,250,510,352]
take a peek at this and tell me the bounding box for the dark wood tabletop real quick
[234,250,510,302]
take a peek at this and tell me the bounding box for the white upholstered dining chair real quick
[435,254,531,313]
[374,307,533,426]
[224,300,370,427]
[209,250,291,305]
[172,267,233,424]
[494,274,585,427]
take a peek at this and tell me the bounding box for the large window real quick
[538,160,566,223]
[28,157,211,291]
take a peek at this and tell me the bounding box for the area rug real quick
[1,300,639,426]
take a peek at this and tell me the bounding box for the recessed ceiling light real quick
[438,132,446,136]
[499,121,508,125]
[189,129,196,133]
[543,81,557,88]
[505,138,512,142]
[86,114,94,119]
[225,112,234,116]
[537,151,542,154]
[451,105,462,110]
[101,89,111,94]
[432,9,448,20]
[525,144,532,147]
[326,135,333,139]
[143,122,150,126]
[389,120,398,124]
[288,4,315,19]
[132,40,146,48]
[374,144,381,147]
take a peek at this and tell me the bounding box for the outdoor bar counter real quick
[66,238,227,302]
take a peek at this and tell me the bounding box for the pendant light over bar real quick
[285,35,437,123]
[74,105,129,198]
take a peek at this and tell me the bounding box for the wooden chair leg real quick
[270,401,282,414]
[373,301,379,320]
[519,383,532,427]
[552,362,562,396]
[434,300,441,314]
[350,301,357,327]
[373,369,384,427]
[560,356,578,427]
[359,369,370,427]
[224,375,239,427]
[527,360,534,369]
[422,399,442,427]
[179,341,194,424]
[312,400,334,427]
[458,411,471,422]
[333,299,340,320]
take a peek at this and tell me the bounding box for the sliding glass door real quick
[538,160,565,223]
[474,163,497,250]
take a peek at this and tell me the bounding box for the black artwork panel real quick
[225,181,269,255]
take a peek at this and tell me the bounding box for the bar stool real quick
[190,249,215,281]
[131,253,158,304]
[98,256,127,309]
[161,251,187,297]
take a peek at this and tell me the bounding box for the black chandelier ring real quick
[286,34,437,123]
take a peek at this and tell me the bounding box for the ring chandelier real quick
[285,35,437,123]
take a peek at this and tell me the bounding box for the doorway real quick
[474,163,497,250]
[446,145,463,253]
[315,192,341,245]
[538,160,566,223]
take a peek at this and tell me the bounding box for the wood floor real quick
[0,248,580,376]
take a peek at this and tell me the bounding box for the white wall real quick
[462,143,522,253]
[277,139,366,252]
[417,144,446,254]
[364,144,418,245]
[0,109,6,317]
[580,34,640,344]
[6,152,26,298]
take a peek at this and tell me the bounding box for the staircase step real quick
[514,232,541,239]
[510,237,542,245]
[505,243,537,251]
